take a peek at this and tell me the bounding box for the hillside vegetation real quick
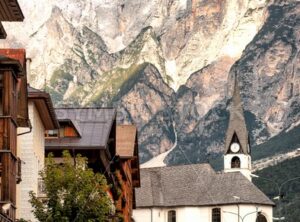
[253,156,300,222]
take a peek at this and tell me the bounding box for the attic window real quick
[168,210,176,222]
[212,208,221,222]
[45,129,59,138]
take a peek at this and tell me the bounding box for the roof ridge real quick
[55,107,115,109]
[141,163,214,171]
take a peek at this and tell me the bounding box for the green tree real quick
[29,151,112,222]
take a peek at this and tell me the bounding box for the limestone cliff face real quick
[2,0,300,165]
[231,1,300,136]
[3,0,269,89]
[166,0,300,165]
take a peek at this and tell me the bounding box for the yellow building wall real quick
[16,101,45,221]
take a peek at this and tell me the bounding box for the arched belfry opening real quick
[256,213,267,222]
[231,156,241,168]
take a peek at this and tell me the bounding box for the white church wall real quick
[133,204,273,222]
[222,204,273,222]
[224,153,252,180]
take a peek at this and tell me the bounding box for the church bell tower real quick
[224,75,252,181]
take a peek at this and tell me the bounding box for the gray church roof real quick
[225,76,250,154]
[135,164,274,207]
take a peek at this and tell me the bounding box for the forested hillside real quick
[253,156,300,222]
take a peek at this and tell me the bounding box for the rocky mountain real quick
[1,0,300,166]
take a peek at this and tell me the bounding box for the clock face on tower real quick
[230,143,240,153]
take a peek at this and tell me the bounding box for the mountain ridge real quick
[2,0,300,166]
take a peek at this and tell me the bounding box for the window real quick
[256,213,267,222]
[212,208,221,222]
[45,129,59,138]
[168,210,176,222]
[231,156,241,168]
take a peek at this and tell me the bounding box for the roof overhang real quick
[0,0,24,39]
[135,202,275,209]
[0,50,30,127]
[28,89,59,130]
[0,0,24,21]
[116,125,141,188]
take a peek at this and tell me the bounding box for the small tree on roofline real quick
[29,151,112,222]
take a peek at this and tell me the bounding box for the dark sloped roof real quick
[225,76,249,154]
[46,108,116,149]
[135,164,274,207]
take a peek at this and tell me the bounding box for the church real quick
[132,78,274,222]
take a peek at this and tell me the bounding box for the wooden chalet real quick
[0,49,29,221]
[45,108,121,200]
[0,0,24,39]
[115,125,140,222]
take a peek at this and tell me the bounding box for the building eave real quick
[0,0,24,22]
[28,90,59,130]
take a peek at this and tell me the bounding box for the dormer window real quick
[45,129,59,138]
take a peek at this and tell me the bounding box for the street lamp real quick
[223,196,261,222]
[223,208,261,222]
[273,217,285,221]
[250,174,300,220]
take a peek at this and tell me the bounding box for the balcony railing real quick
[0,213,13,222]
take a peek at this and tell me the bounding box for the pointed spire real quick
[225,74,250,154]
[232,74,243,111]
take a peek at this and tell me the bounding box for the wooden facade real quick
[0,50,29,221]
[45,109,141,221]
[116,125,140,222]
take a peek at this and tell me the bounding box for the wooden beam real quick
[0,22,7,39]
[0,0,24,21]
[131,168,138,174]
[132,180,140,187]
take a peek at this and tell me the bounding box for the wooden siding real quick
[0,71,19,221]
[0,53,28,221]
[0,49,29,127]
